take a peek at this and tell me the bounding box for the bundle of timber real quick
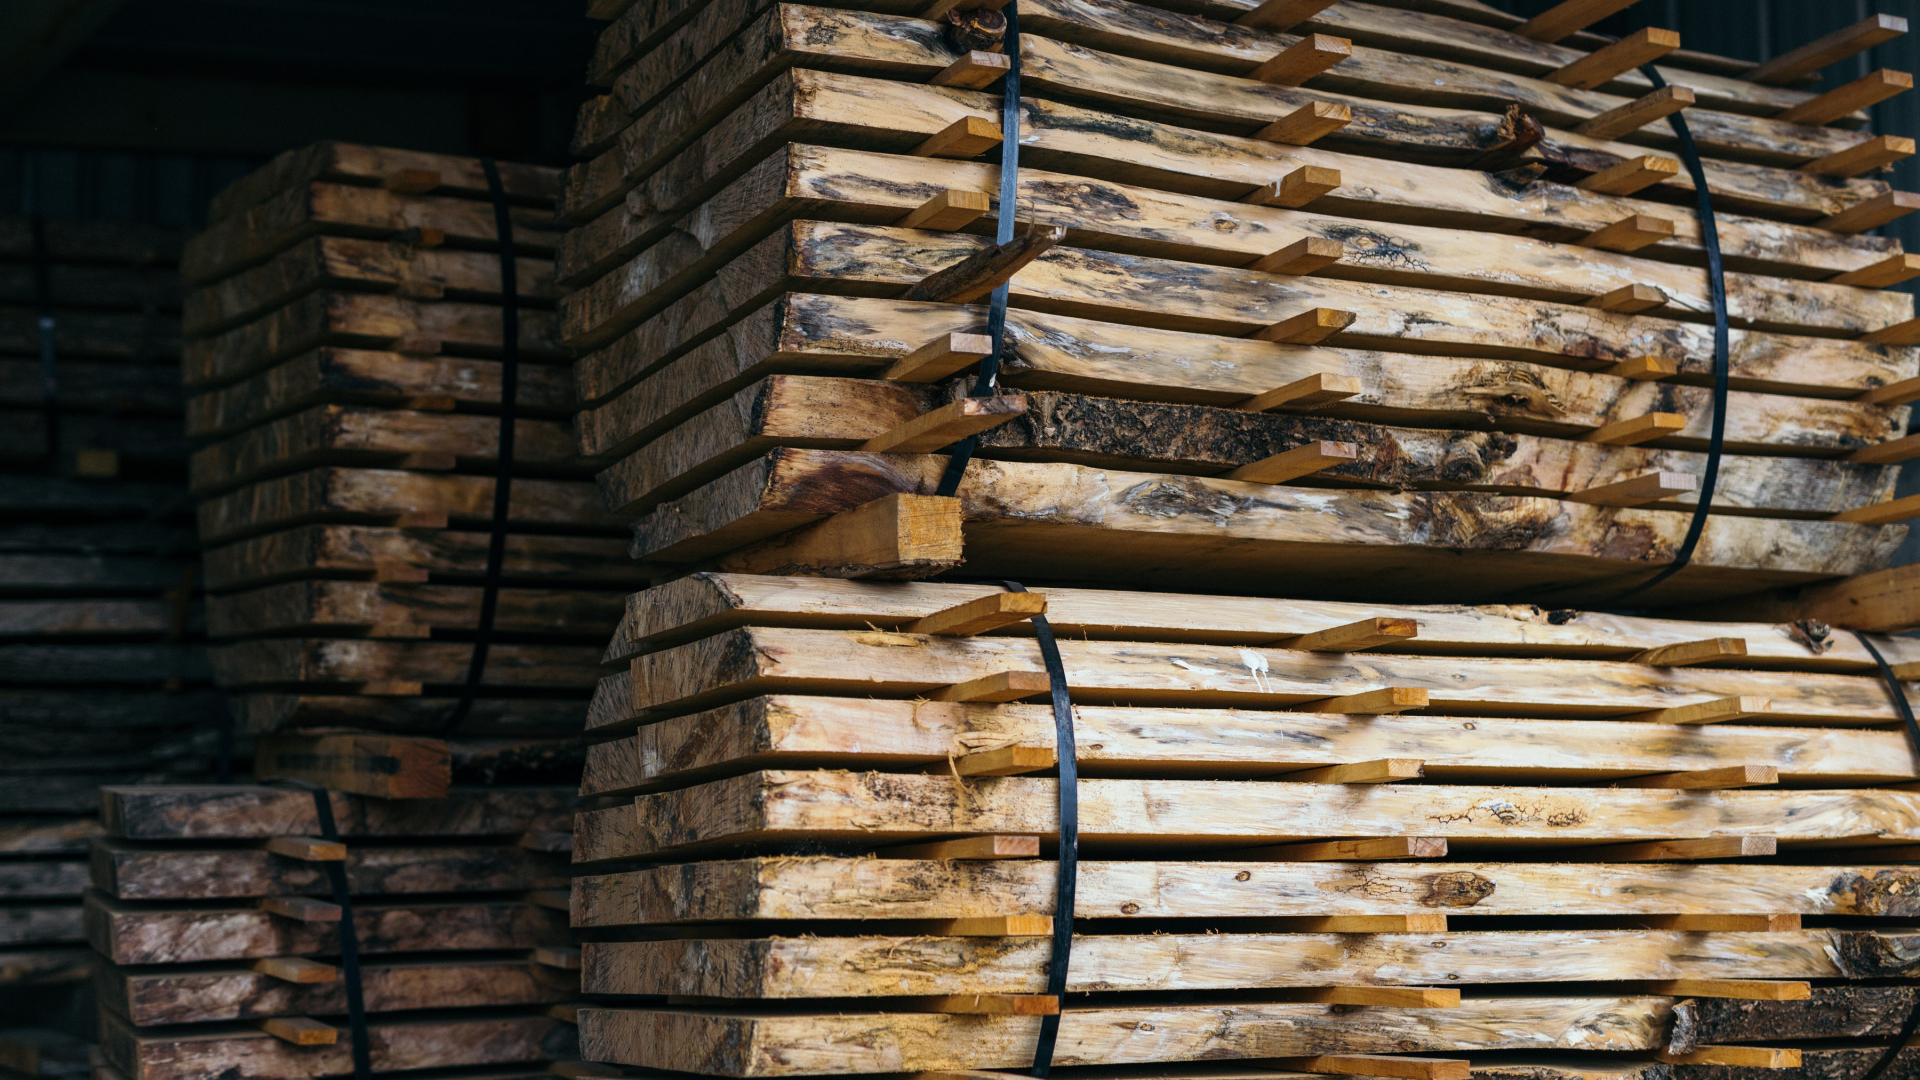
[0,217,218,1029]
[179,142,647,742]
[85,783,583,1080]
[569,571,1920,1079]
[555,0,1920,605]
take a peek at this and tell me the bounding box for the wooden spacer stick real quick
[899,994,1060,1015]
[1545,28,1680,89]
[1777,69,1913,126]
[1615,764,1779,790]
[1272,1055,1470,1080]
[1300,687,1429,714]
[910,592,1047,636]
[1578,155,1679,195]
[1585,412,1686,445]
[929,51,1010,90]
[1862,317,1920,346]
[1244,165,1342,208]
[1631,637,1747,667]
[903,225,1064,303]
[358,680,425,696]
[1256,102,1352,145]
[1644,979,1811,1000]
[1578,215,1676,253]
[1564,471,1695,507]
[1238,373,1363,412]
[1516,0,1645,42]
[931,670,1053,703]
[1562,836,1777,862]
[1606,356,1679,380]
[1573,85,1695,140]
[264,836,347,862]
[257,896,343,922]
[372,559,428,584]
[882,835,1040,859]
[1296,986,1461,1007]
[860,394,1028,454]
[1253,308,1357,344]
[1639,914,1801,932]
[528,889,571,911]
[1227,836,1448,861]
[1225,440,1358,484]
[382,169,441,194]
[1831,253,1920,288]
[897,189,991,231]
[1249,34,1352,86]
[1745,14,1908,85]
[252,957,338,984]
[1835,492,1920,524]
[1280,915,1449,933]
[1849,432,1920,465]
[1819,190,1920,234]
[1587,283,1668,313]
[897,915,1054,936]
[535,946,583,970]
[1659,1047,1802,1069]
[256,1017,337,1046]
[1276,758,1425,784]
[520,830,573,853]
[912,117,1005,159]
[717,493,964,579]
[954,744,1058,776]
[1282,617,1419,653]
[1234,0,1340,31]
[886,333,994,383]
[394,512,447,530]
[1804,135,1916,178]
[1619,695,1772,725]
[1247,236,1345,275]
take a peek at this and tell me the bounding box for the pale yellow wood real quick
[1615,764,1778,790]
[1296,987,1460,1007]
[859,395,1027,454]
[1564,836,1777,861]
[1849,432,1920,465]
[1252,307,1356,344]
[1284,915,1447,933]
[1632,638,1748,667]
[1249,34,1352,87]
[1573,86,1695,140]
[1242,165,1342,209]
[898,995,1060,1015]
[1516,0,1644,42]
[1278,758,1425,784]
[251,956,338,983]
[1236,373,1362,412]
[929,51,1010,90]
[931,671,1053,703]
[897,189,991,231]
[1225,441,1358,484]
[1586,284,1668,313]
[882,835,1040,859]
[1300,687,1428,714]
[902,915,1054,936]
[1544,29,1681,90]
[1620,696,1771,725]
[1198,836,1448,861]
[1273,1055,1470,1080]
[1835,492,1920,524]
[1564,472,1694,507]
[1255,102,1351,145]
[718,493,964,578]
[1778,70,1914,126]
[1282,617,1419,653]
[909,593,1048,637]
[1831,253,1920,288]
[1234,0,1339,31]
[263,836,347,862]
[1577,155,1679,194]
[1645,979,1811,1000]
[1659,1047,1801,1068]
[1746,14,1909,84]
[955,745,1058,776]
[913,117,1004,159]
[1818,190,1920,233]
[1247,236,1344,275]
[886,333,994,383]
[1579,215,1675,253]
[256,1017,337,1046]
[1641,914,1800,931]
[256,896,342,921]
[1584,413,1686,445]
[1803,135,1916,178]
[1606,357,1679,380]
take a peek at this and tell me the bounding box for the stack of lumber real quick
[572,572,1920,1079]
[178,141,648,739]
[557,0,1920,605]
[86,784,582,1080]
[0,218,217,1027]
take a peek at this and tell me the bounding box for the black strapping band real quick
[1603,63,1729,606]
[441,157,521,733]
[1851,630,1920,1080]
[31,215,59,471]
[935,0,1023,499]
[268,780,372,1080]
[998,579,1076,1077]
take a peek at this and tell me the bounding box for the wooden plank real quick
[98,956,574,1026]
[713,492,963,578]
[575,996,1678,1075]
[84,891,563,965]
[572,856,1920,924]
[579,928,1920,998]
[579,694,1920,796]
[1645,979,1811,1000]
[1776,70,1914,127]
[1274,1055,1468,1080]
[1689,562,1920,633]
[1543,29,1679,91]
[99,784,572,839]
[581,769,1920,861]
[1658,1046,1801,1068]
[1515,0,1641,43]
[100,1009,572,1080]
[92,839,568,901]
[199,524,641,594]
[1744,15,1910,86]
[207,580,625,641]
[201,142,558,227]
[208,638,600,692]
[252,733,450,799]
[0,947,91,987]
